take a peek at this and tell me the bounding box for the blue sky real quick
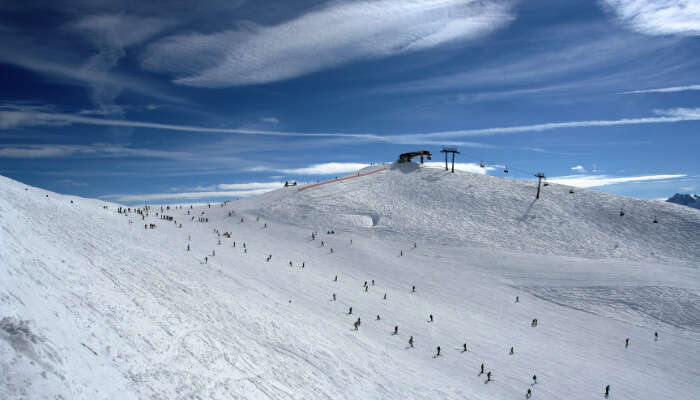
[1,0,698,204]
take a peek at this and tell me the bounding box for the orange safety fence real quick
[298,168,387,192]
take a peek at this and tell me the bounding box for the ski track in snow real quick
[0,166,699,399]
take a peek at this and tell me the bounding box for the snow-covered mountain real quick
[1,166,699,400]
[667,193,700,210]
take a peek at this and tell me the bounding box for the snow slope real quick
[1,168,699,400]
[249,163,700,266]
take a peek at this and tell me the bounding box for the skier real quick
[354,318,361,330]
[480,363,484,374]
[625,338,630,348]
[364,281,368,287]
[413,242,417,248]
[605,385,610,398]
[654,331,659,341]
[330,248,333,253]
[205,256,208,264]
[289,261,293,267]
[383,293,387,300]
[462,343,467,352]
[532,375,537,384]
[412,285,416,293]
[334,275,338,282]
[393,326,398,335]
[400,250,403,256]
[526,388,532,398]
[302,262,305,268]
[371,280,375,286]
[510,346,514,355]
[376,315,381,321]
[332,293,336,301]
[408,336,414,348]
[486,371,491,382]
[187,244,190,251]
[436,346,441,356]
[429,314,433,323]
[516,296,519,303]
[365,286,368,292]
[348,307,352,315]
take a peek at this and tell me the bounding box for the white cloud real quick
[0,110,379,140]
[548,174,686,188]
[249,162,417,176]
[3,107,700,143]
[280,162,371,175]
[216,182,284,190]
[619,84,700,94]
[422,162,494,174]
[601,0,700,36]
[102,185,283,203]
[68,14,176,113]
[260,117,279,124]
[571,165,587,173]
[0,143,190,159]
[141,0,515,86]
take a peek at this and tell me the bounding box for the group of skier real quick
[125,201,640,400]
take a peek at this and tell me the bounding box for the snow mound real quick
[243,163,700,265]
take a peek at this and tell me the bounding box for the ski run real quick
[1,163,699,399]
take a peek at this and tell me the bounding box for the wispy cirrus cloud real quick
[619,84,700,94]
[141,0,515,87]
[0,143,190,159]
[571,165,587,173]
[600,0,700,36]
[2,107,699,143]
[549,174,686,188]
[69,14,175,113]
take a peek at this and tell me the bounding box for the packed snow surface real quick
[1,164,699,399]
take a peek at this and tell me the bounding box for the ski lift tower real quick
[534,172,546,199]
[440,147,460,173]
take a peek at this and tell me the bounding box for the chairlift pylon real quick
[504,165,509,173]
[480,160,485,168]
